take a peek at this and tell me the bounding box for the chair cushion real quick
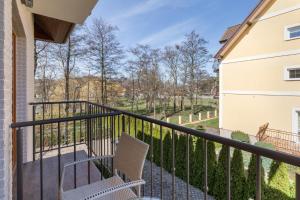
[62,176,137,200]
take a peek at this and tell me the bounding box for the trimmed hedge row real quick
[131,122,294,200]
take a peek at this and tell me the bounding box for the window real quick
[292,109,300,143]
[298,112,300,133]
[289,69,300,79]
[285,25,300,40]
[284,67,300,80]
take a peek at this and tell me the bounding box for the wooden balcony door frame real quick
[12,33,17,170]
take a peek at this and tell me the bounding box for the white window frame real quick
[284,24,300,41]
[292,108,300,143]
[283,66,300,81]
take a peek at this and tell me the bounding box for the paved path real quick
[142,160,214,200]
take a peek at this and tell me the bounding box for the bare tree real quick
[34,40,49,76]
[51,26,86,144]
[52,26,86,112]
[163,45,180,112]
[126,61,139,112]
[87,18,124,105]
[128,45,161,114]
[35,41,57,102]
[180,31,210,113]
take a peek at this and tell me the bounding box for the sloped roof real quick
[215,0,275,59]
[219,24,241,44]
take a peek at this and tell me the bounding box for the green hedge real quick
[130,120,294,200]
[247,154,266,199]
[191,138,204,188]
[213,145,229,200]
[266,161,292,199]
[255,141,275,150]
[231,131,250,143]
[231,149,248,200]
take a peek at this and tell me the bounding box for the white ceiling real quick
[27,0,98,24]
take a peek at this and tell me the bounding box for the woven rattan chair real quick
[60,133,149,200]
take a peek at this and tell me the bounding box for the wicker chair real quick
[60,133,149,200]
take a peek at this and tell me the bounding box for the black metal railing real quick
[11,100,300,200]
[12,103,121,200]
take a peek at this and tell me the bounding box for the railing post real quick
[16,128,23,200]
[296,173,300,200]
[226,146,231,200]
[256,155,261,200]
[32,105,36,161]
[87,105,92,184]
[122,115,125,132]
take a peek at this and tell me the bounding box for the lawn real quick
[184,118,219,129]
[199,118,219,129]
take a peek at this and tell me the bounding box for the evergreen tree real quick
[171,133,179,176]
[231,149,247,200]
[213,145,229,200]
[163,132,172,172]
[267,161,291,197]
[207,141,217,195]
[191,137,204,188]
[153,136,161,166]
[176,135,186,179]
[175,134,194,181]
[247,154,266,199]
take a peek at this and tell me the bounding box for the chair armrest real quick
[60,155,114,194]
[63,155,114,168]
[83,179,146,200]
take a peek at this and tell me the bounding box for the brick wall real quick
[0,0,13,199]
[16,37,29,162]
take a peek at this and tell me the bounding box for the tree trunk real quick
[131,77,135,112]
[173,89,176,113]
[64,37,71,145]
[181,96,185,111]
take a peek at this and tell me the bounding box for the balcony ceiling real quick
[27,0,98,43]
[28,0,98,24]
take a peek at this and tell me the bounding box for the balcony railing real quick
[11,101,300,200]
[258,128,300,155]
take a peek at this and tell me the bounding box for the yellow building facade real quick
[216,0,300,137]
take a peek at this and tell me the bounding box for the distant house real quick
[215,0,300,137]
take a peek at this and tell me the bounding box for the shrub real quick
[163,132,172,172]
[207,141,217,195]
[231,131,250,143]
[175,134,193,181]
[191,137,204,188]
[255,141,275,150]
[175,135,185,178]
[191,139,216,194]
[264,186,293,200]
[230,149,248,200]
[153,136,161,166]
[247,154,266,199]
[196,125,205,131]
[213,145,229,200]
[268,161,291,197]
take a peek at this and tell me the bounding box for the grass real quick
[199,118,219,129]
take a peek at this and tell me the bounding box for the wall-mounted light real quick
[21,0,33,8]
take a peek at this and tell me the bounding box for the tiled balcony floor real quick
[23,150,102,200]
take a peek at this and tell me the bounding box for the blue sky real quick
[85,0,259,73]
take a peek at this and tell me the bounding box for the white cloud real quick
[138,18,205,47]
[110,0,198,23]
